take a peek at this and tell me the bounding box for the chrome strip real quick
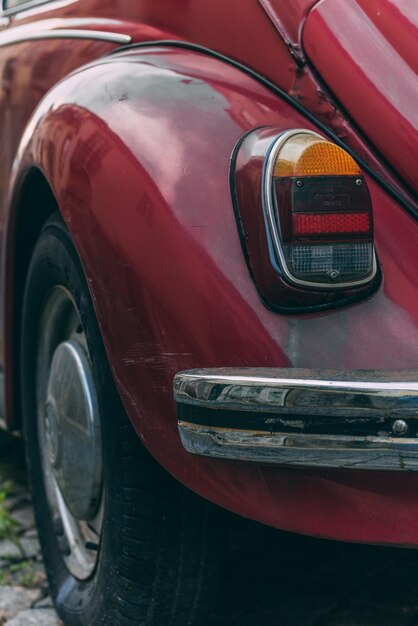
[0,29,131,46]
[263,129,378,290]
[2,0,77,17]
[174,368,418,400]
[174,368,418,472]
[179,423,418,471]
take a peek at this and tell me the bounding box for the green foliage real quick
[0,439,41,591]
[0,447,43,590]
[0,489,19,543]
[0,560,40,588]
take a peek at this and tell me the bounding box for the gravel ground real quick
[2,431,418,626]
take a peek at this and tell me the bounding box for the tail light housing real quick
[232,128,380,312]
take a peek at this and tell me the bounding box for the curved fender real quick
[7,45,418,546]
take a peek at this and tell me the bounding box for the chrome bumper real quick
[174,368,418,471]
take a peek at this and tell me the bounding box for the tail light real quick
[232,128,380,312]
[268,130,375,287]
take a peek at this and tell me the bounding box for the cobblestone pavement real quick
[2,431,418,626]
[0,434,62,626]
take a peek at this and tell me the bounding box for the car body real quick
[0,0,417,573]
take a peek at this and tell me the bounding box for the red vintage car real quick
[0,0,416,624]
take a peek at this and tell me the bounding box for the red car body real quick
[0,0,417,546]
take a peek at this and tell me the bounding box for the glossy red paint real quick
[303,0,418,194]
[0,1,417,547]
[257,0,318,62]
[6,0,417,208]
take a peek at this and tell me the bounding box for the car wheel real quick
[21,214,222,626]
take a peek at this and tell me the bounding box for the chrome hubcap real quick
[37,287,103,580]
[45,340,102,521]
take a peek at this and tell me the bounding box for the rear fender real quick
[6,45,313,434]
[6,46,418,546]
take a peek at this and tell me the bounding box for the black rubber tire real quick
[21,214,223,626]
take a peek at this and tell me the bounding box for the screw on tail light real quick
[231,127,380,312]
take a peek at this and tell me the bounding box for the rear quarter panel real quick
[9,46,418,546]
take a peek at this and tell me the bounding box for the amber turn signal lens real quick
[274,133,361,178]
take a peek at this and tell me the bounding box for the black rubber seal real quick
[178,403,403,438]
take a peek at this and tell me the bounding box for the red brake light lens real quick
[292,212,371,237]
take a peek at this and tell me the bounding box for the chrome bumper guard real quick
[174,369,418,471]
